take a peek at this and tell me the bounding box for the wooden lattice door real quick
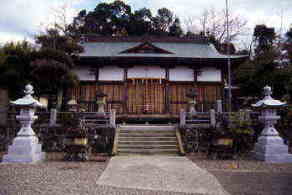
[127,79,165,114]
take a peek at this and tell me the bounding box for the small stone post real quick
[186,88,198,116]
[252,86,292,163]
[2,84,46,163]
[210,109,216,128]
[49,108,57,127]
[180,109,186,127]
[96,90,107,113]
[110,109,116,128]
[216,100,223,113]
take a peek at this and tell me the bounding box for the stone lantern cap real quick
[67,99,78,105]
[96,90,107,98]
[10,84,45,108]
[252,86,286,109]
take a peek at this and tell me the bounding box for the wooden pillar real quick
[193,67,198,83]
[123,67,128,114]
[95,67,99,81]
[164,67,170,114]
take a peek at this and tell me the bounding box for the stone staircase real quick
[113,125,184,155]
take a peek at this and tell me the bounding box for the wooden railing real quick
[79,111,116,129]
[180,109,260,129]
[54,110,116,128]
[179,109,216,128]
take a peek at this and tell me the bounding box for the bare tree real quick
[185,7,248,44]
[51,2,76,35]
[36,0,77,36]
[184,16,198,33]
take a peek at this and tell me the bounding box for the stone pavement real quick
[97,156,229,195]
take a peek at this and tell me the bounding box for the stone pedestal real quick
[2,136,45,163]
[2,84,46,163]
[254,125,292,163]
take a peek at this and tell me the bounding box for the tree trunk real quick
[0,88,8,126]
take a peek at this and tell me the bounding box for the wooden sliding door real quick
[127,79,165,114]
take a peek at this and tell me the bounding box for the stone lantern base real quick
[2,136,45,163]
[254,134,292,163]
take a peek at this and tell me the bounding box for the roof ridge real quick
[80,35,209,44]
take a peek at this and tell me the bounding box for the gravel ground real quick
[0,153,197,195]
[1,152,292,195]
[188,153,292,195]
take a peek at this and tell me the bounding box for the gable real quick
[120,41,174,54]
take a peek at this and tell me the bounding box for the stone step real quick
[119,132,176,137]
[118,141,177,145]
[119,130,176,134]
[115,125,180,156]
[119,125,176,131]
[118,144,178,150]
[117,148,179,155]
[119,137,177,141]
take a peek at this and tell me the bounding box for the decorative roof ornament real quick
[263,85,272,96]
[252,85,286,108]
[10,84,44,108]
[24,84,34,95]
[186,88,198,98]
[96,90,107,98]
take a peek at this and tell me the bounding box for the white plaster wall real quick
[99,66,124,81]
[73,67,96,81]
[169,66,194,81]
[128,66,165,78]
[197,67,221,82]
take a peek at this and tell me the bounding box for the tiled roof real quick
[80,40,246,59]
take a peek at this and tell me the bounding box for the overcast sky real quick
[1,0,292,48]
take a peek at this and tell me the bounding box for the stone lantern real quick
[186,88,198,115]
[252,86,292,163]
[67,99,79,112]
[96,90,107,113]
[2,84,46,163]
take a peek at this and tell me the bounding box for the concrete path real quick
[97,156,229,195]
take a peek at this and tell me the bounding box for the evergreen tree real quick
[32,28,83,109]
[235,25,292,100]
[0,41,35,99]
[69,0,184,37]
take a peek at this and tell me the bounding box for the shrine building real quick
[69,35,247,118]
